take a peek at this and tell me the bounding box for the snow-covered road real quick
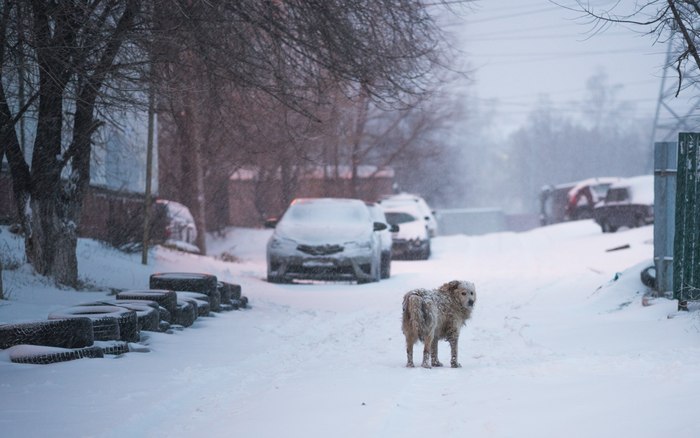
[1,221,698,437]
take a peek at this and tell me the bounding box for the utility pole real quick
[650,38,700,168]
[141,81,156,265]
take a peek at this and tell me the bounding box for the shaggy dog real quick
[402,280,476,368]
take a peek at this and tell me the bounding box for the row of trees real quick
[441,71,653,214]
[0,1,462,286]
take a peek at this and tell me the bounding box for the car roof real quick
[608,175,654,203]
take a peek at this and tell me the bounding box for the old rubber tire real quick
[218,281,242,303]
[95,340,131,356]
[149,273,219,311]
[48,307,129,342]
[79,301,160,333]
[8,344,104,364]
[116,290,178,319]
[52,305,139,343]
[175,292,211,317]
[0,318,94,349]
[640,265,656,288]
[113,301,161,332]
[173,300,196,327]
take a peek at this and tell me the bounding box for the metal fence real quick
[673,133,700,310]
[654,142,677,296]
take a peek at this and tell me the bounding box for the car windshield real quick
[590,183,612,199]
[367,206,386,222]
[283,201,369,224]
[605,188,629,202]
[385,211,417,225]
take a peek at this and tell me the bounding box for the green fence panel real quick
[674,133,700,310]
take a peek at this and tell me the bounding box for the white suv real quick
[379,193,438,237]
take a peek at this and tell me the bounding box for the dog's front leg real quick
[448,334,461,368]
[431,338,443,367]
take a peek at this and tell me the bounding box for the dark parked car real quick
[564,177,620,220]
[540,177,619,225]
[593,175,654,233]
[265,198,386,284]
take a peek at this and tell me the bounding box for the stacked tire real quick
[48,305,139,343]
[116,290,178,329]
[0,318,100,364]
[150,273,221,312]
[2,272,248,365]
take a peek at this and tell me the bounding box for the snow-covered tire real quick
[174,301,196,327]
[51,305,139,343]
[8,344,104,365]
[175,292,211,317]
[0,318,94,350]
[48,307,129,342]
[158,320,171,332]
[157,306,172,325]
[78,301,160,333]
[233,296,248,310]
[218,281,242,303]
[116,290,178,319]
[113,301,161,332]
[150,272,220,311]
[95,340,130,356]
[640,265,656,288]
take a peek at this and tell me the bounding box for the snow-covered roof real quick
[566,177,621,198]
[611,175,654,204]
[230,165,394,181]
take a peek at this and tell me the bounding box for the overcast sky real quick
[449,1,693,137]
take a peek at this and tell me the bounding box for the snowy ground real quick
[0,221,699,437]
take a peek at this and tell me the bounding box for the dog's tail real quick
[402,292,428,340]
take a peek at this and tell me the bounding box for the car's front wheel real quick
[267,274,290,284]
[358,257,381,284]
[380,252,391,279]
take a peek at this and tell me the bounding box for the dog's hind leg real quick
[421,335,433,368]
[405,336,416,367]
[431,338,443,367]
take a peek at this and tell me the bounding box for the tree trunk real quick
[26,196,79,286]
[0,257,4,300]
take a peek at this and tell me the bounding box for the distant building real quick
[228,165,395,227]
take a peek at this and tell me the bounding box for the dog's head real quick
[441,280,477,309]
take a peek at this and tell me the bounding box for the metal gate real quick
[674,133,700,310]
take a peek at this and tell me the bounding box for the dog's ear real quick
[448,280,460,290]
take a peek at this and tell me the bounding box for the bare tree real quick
[0,0,460,285]
[155,0,459,250]
[0,1,144,286]
[572,1,700,95]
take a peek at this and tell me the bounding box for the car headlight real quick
[268,236,297,250]
[344,240,372,250]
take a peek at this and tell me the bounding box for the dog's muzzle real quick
[468,299,475,306]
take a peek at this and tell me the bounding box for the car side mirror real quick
[373,222,388,232]
[390,224,399,233]
[264,218,278,229]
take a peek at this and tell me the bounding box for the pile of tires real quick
[0,318,105,365]
[1,272,248,365]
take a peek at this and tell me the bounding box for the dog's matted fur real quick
[402,280,476,368]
